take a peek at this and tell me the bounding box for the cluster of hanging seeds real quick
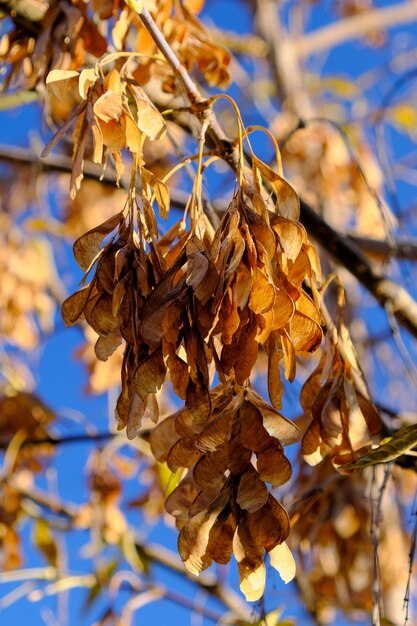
[55,59,326,596]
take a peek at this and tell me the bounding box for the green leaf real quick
[341,423,417,470]
[32,518,58,567]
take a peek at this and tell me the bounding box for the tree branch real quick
[3,143,417,340]
[300,200,417,341]
[296,1,417,58]
[140,541,253,622]
[0,431,115,450]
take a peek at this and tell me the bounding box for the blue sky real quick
[1,1,416,624]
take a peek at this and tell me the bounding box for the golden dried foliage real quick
[1,1,415,621]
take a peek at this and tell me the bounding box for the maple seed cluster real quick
[35,0,330,602]
[301,314,381,467]
[62,129,325,598]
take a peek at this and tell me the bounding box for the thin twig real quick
[403,494,417,624]
[0,431,116,450]
[140,541,253,622]
[370,464,392,626]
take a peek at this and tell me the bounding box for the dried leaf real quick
[46,69,79,101]
[301,420,326,466]
[129,84,166,140]
[257,445,292,488]
[240,401,272,453]
[178,490,230,575]
[61,284,92,326]
[197,400,238,452]
[253,156,300,221]
[133,349,166,401]
[236,467,268,512]
[248,268,275,315]
[73,213,123,271]
[247,390,300,445]
[193,447,228,490]
[290,292,322,352]
[78,68,97,99]
[150,415,179,462]
[94,91,123,122]
[268,541,296,584]
[94,332,123,362]
[239,560,266,602]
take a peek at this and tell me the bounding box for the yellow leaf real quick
[46,69,79,99]
[268,541,296,584]
[125,0,146,12]
[129,84,166,140]
[125,0,156,11]
[239,561,266,602]
[33,519,58,567]
[93,91,123,122]
[252,156,300,221]
[183,0,205,12]
[78,68,97,99]
[321,76,359,98]
[389,103,417,136]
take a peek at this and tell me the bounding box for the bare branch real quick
[296,1,417,58]
[0,431,115,450]
[347,235,417,261]
[141,541,253,622]
[300,200,417,341]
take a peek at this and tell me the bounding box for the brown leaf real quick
[246,389,300,445]
[167,437,201,472]
[185,378,211,426]
[150,415,179,462]
[253,156,300,221]
[257,444,292,488]
[88,292,119,335]
[280,330,296,382]
[99,119,126,153]
[267,334,284,409]
[239,401,272,453]
[73,213,123,272]
[272,287,294,330]
[165,473,199,522]
[133,349,166,401]
[142,168,170,219]
[61,284,92,326]
[193,447,228,490]
[206,505,236,565]
[197,399,239,452]
[290,292,322,353]
[167,355,189,400]
[126,393,146,440]
[178,490,230,575]
[268,541,296,584]
[301,420,326,466]
[94,332,123,362]
[273,218,304,262]
[236,467,268,512]
[248,268,275,315]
